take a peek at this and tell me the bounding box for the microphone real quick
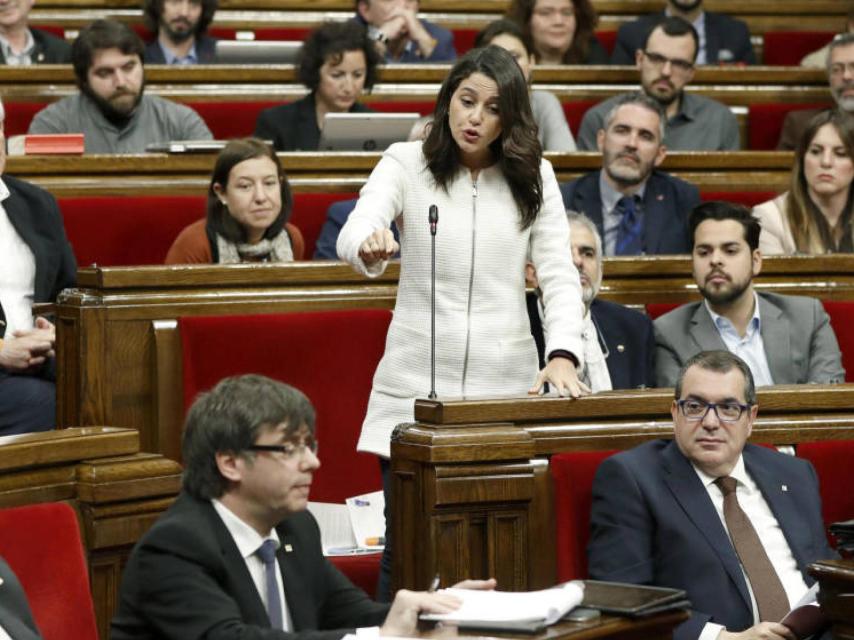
[428,205,438,399]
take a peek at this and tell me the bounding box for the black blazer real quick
[526,292,655,389]
[0,176,76,339]
[111,493,390,640]
[143,34,218,64]
[0,28,71,64]
[0,557,43,640]
[559,170,699,255]
[610,11,756,66]
[254,94,375,152]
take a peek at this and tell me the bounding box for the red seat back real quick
[646,302,680,320]
[748,102,832,150]
[186,101,283,139]
[562,100,597,136]
[179,310,391,503]
[821,301,854,382]
[291,192,359,258]
[797,440,854,547]
[5,101,49,136]
[0,503,98,640]
[701,191,779,208]
[763,31,836,66]
[552,450,618,581]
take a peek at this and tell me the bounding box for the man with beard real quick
[654,201,845,387]
[142,0,218,64]
[0,0,71,64]
[610,0,755,66]
[577,17,739,151]
[526,212,655,391]
[560,92,700,256]
[777,33,854,150]
[28,19,212,153]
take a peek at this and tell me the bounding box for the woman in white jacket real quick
[337,45,586,598]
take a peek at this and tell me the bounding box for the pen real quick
[428,573,440,592]
[364,536,386,546]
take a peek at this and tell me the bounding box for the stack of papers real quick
[308,490,385,556]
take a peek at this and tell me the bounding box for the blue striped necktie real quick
[256,539,284,630]
[614,196,643,255]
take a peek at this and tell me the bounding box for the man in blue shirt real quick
[142,0,218,64]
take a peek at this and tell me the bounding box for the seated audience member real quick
[505,0,607,65]
[142,0,218,64]
[28,20,212,153]
[0,0,71,64]
[355,0,455,63]
[0,556,44,639]
[589,350,835,640]
[111,374,493,638]
[778,34,854,151]
[474,20,576,151]
[255,22,380,152]
[561,92,699,256]
[0,96,76,436]
[578,18,739,151]
[610,0,755,65]
[527,212,655,389]
[166,138,304,264]
[655,201,845,387]
[801,10,854,68]
[759,110,854,254]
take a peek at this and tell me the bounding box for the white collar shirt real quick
[0,29,35,65]
[705,293,775,386]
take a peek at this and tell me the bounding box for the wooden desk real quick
[0,427,182,639]
[809,559,854,640]
[389,386,854,592]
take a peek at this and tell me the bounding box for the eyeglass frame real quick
[675,399,752,423]
[247,440,319,458]
[642,49,694,73]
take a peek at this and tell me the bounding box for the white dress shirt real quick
[705,294,775,387]
[692,455,808,640]
[0,30,36,65]
[211,499,292,631]
[0,178,36,335]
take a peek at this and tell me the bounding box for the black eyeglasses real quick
[247,440,319,459]
[676,399,751,423]
[643,50,694,73]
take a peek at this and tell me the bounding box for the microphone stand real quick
[428,204,438,399]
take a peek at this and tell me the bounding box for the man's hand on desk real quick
[380,579,497,636]
[0,323,55,372]
[718,622,797,640]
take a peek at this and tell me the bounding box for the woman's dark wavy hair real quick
[297,21,381,93]
[206,138,293,243]
[505,0,598,64]
[423,45,543,230]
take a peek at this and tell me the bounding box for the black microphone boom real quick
[428,205,438,399]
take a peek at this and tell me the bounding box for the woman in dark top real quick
[254,21,381,151]
[506,0,607,65]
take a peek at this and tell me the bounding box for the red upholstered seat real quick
[821,301,854,382]
[748,103,832,150]
[562,100,597,135]
[0,502,98,640]
[186,101,283,139]
[796,440,854,547]
[552,450,618,581]
[762,32,835,66]
[701,191,778,208]
[290,192,359,259]
[4,101,48,136]
[646,302,680,320]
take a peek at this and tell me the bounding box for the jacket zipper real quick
[460,177,477,395]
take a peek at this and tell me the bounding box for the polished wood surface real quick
[0,427,182,640]
[389,386,854,592]
[809,559,854,640]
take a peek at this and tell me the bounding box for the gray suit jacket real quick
[654,292,845,387]
[0,558,43,640]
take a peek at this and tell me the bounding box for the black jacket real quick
[143,34,218,64]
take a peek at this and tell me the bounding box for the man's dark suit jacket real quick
[254,94,374,152]
[589,439,835,640]
[0,176,76,340]
[526,293,655,389]
[609,11,756,65]
[776,107,832,151]
[111,493,390,640]
[559,170,699,255]
[0,28,71,64]
[0,557,43,640]
[143,34,218,64]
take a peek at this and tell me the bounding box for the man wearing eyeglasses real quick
[577,17,739,152]
[588,349,836,640]
[653,201,844,388]
[112,374,492,639]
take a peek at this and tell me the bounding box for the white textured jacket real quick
[338,141,584,457]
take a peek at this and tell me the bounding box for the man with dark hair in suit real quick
[142,0,218,64]
[561,92,700,256]
[654,201,845,387]
[0,0,71,64]
[112,374,492,639]
[610,0,755,66]
[589,350,835,640]
[0,556,44,639]
[526,212,655,390]
[0,96,76,436]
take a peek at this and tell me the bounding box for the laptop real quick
[214,40,302,64]
[318,112,421,152]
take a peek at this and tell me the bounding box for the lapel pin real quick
[284,544,293,552]
[781,485,788,492]
[617,344,625,352]
[656,194,664,201]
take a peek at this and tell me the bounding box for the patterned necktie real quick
[614,196,643,255]
[256,539,284,629]
[715,476,790,622]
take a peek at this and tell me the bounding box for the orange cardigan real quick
[165,219,305,264]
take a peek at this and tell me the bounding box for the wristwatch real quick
[368,28,390,45]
